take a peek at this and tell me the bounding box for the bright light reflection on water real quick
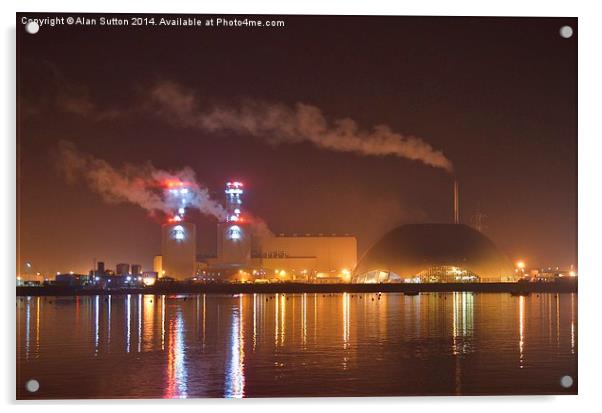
[17,292,577,399]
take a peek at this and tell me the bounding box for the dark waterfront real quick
[16,281,578,296]
[17,292,577,399]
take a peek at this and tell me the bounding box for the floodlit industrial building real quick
[199,181,357,282]
[155,180,516,284]
[161,221,197,280]
[353,223,517,283]
[157,181,197,280]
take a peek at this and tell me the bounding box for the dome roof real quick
[354,224,514,281]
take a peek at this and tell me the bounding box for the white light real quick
[172,225,186,240]
[180,188,188,194]
[126,276,131,281]
[228,225,242,240]
[178,208,185,214]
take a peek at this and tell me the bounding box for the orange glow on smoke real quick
[164,180,188,188]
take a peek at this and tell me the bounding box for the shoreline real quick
[16,281,577,296]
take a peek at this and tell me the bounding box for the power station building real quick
[352,223,517,283]
[155,180,516,283]
[252,234,357,281]
[201,181,357,281]
[160,221,196,279]
[156,180,357,281]
[156,181,197,280]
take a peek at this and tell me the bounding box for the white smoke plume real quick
[149,81,454,172]
[56,141,228,221]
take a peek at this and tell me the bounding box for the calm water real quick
[16,292,577,398]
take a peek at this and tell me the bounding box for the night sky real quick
[17,14,577,275]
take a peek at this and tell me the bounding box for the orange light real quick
[143,277,156,286]
[164,180,186,188]
[516,261,526,270]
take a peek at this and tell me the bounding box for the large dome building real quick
[353,224,516,283]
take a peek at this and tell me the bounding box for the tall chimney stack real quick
[453,180,460,224]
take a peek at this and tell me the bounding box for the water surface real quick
[16,292,577,398]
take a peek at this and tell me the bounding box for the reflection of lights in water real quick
[274,293,279,346]
[556,294,560,348]
[342,293,350,370]
[452,293,457,355]
[107,295,111,345]
[451,292,474,393]
[342,293,350,348]
[36,297,40,356]
[202,294,206,349]
[452,292,474,356]
[547,296,552,343]
[519,296,525,368]
[126,294,131,353]
[143,295,154,352]
[302,293,307,347]
[253,294,257,351]
[25,297,31,360]
[225,296,245,398]
[165,309,188,398]
[280,293,286,346]
[161,295,166,351]
[314,293,318,342]
[95,295,100,354]
[571,293,576,355]
[138,294,142,353]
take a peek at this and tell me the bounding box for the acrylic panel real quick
[16,13,577,399]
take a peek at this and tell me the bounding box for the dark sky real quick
[17,14,577,275]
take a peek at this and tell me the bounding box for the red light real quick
[227,181,244,188]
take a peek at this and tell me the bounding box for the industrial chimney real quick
[453,180,460,224]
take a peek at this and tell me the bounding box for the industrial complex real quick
[149,179,521,284]
[18,178,576,288]
[153,181,358,283]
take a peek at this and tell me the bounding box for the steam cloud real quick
[56,141,228,221]
[149,81,454,172]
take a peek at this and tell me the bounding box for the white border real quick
[3,1,601,411]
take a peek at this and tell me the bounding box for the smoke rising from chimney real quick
[149,81,454,172]
[56,141,228,221]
